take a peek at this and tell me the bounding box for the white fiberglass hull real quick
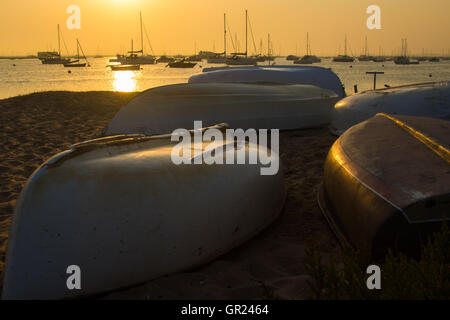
[105,83,339,136]
[189,65,346,99]
[330,81,450,135]
[2,128,285,299]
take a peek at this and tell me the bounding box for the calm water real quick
[0,57,449,99]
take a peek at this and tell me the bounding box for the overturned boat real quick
[330,81,450,135]
[2,124,286,299]
[189,65,346,99]
[105,83,340,136]
[318,113,450,258]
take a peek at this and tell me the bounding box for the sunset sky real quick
[1,0,449,56]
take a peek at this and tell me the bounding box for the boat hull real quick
[41,58,71,65]
[63,63,87,68]
[105,83,339,135]
[119,56,155,65]
[156,57,175,63]
[226,57,257,66]
[167,61,196,68]
[189,66,346,99]
[286,55,299,61]
[109,64,141,71]
[332,56,354,62]
[294,55,321,64]
[2,128,286,299]
[330,81,450,135]
[319,114,450,257]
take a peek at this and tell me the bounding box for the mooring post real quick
[366,71,385,90]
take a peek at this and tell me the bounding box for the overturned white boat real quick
[188,65,346,99]
[2,125,286,299]
[330,81,450,135]
[105,83,339,136]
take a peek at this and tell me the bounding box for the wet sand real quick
[0,91,339,298]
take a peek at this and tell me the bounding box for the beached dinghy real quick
[330,81,450,135]
[318,114,450,258]
[105,83,339,136]
[189,65,346,99]
[3,124,286,299]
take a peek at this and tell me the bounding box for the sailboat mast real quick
[76,38,80,59]
[365,36,368,56]
[245,10,248,57]
[57,24,61,56]
[224,13,227,57]
[77,39,89,65]
[140,12,144,55]
[344,34,347,56]
[306,32,309,55]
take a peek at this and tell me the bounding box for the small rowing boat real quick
[105,82,340,135]
[329,81,450,135]
[2,124,286,299]
[319,114,450,258]
[189,66,346,99]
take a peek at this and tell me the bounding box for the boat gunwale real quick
[357,81,449,95]
[132,83,339,102]
[46,123,229,168]
[324,115,450,224]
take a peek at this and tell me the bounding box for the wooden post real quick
[366,71,384,90]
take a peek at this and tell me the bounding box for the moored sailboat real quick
[394,39,419,65]
[63,38,90,67]
[294,32,321,64]
[41,25,70,65]
[167,59,197,68]
[156,55,175,63]
[333,35,354,62]
[119,12,156,65]
[357,36,373,61]
[226,10,257,66]
[207,13,228,64]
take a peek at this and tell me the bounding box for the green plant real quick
[305,224,450,299]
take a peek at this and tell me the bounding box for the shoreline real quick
[0,91,339,299]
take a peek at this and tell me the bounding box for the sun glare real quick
[112,71,138,92]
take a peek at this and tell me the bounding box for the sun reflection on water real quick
[112,71,138,92]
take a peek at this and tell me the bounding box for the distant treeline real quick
[0,56,37,59]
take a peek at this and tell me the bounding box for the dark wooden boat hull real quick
[319,114,450,257]
[333,56,354,62]
[63,63,87,67]
[167,62,196,68]
[41,58,71,65]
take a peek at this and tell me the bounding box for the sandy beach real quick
[0,91,339,299]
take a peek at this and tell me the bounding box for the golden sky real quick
[1,0,449,56]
